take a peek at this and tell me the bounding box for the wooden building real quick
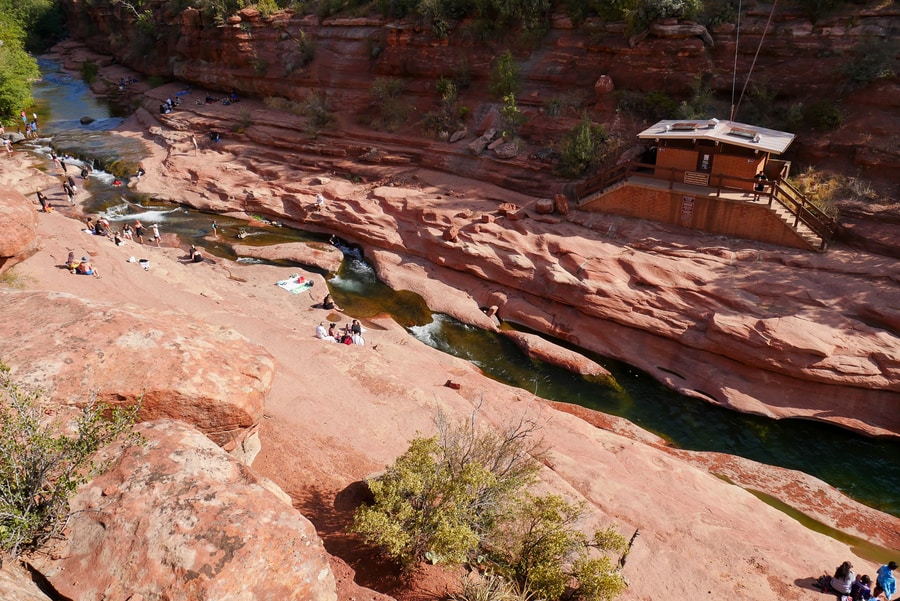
[568,119,836,251]
[637,118,795,190]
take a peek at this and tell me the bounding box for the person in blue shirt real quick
[875,562,898,601]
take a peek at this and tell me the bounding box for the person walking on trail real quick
[151,223,161,247]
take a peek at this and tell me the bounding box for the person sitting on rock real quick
[189,245,204,263]
[322,293,338,311]
[76,256,97,276]
[315,322,334,342]
[852,574,873,601]
[66,251,79,273]
[827,561,856,597]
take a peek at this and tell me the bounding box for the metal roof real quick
[637,119,796,154]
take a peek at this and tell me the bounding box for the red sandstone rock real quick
[232,241,343,272]
[497,202,518,216]
[594,74,614,97]
[0,188,39,275]
[443,225,460,242]
[0,290,274,453]
[0,559,53,600]
[535,198,555,214]
[501,330,612,378]
[31,420,337,601]
[553,193,570,215]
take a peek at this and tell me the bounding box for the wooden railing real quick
[768,178,837,250]
[568,161,837,250]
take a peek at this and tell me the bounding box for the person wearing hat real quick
[76,256,98,276]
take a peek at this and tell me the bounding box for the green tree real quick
[499,93,525,139]
[0,0,65,50]
[488,50,520,100]
[0,362,141,557]
[0,16,39,122]
[558,112,608,177]
[352,412,630,601]
[370,77,408,131]
[352,411,542,570]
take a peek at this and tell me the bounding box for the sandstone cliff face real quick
[31,419,337,601]
[59,2,899,187]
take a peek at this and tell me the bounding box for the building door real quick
[696,143,714,173]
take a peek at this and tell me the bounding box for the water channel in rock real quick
[25,59,900,520]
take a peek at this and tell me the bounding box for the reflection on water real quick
[29,57,900,521]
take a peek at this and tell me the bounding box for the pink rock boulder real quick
[31,420,337,601]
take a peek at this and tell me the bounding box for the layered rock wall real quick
[59,1,900,181]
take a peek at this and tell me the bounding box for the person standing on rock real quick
[151,223,161,247]
[134,219,145,244]
[36,191,49,212]
[191,134,199,155]
[212,220,218,238]
[62,180,75,205]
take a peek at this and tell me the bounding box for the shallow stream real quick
[24,59,900,522]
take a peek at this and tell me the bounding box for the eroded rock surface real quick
[31,420,337,601]
[0,189,39,275]
[232,240,343,272]
[0,290,274,452]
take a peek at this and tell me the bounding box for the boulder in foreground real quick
[31,420,337,601]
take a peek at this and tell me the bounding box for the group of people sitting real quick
[315,319,365,346]
[819,560,896,601]
[66,252,98,276]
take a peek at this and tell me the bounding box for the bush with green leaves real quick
[803,100,843,131]
[352,411,630,601]
[423,76,465,135]
[488,50,520,100]
[840,38,897,92]
[558,113,609,177]
[369,77,409,131]
[499,93,525,139]
[485,493,628,601]
[0,362,141,557]
[352,411,542,570]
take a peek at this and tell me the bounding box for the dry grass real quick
[0,268,34,289]
[788,167,885,216]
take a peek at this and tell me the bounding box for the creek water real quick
[25,60,900,524]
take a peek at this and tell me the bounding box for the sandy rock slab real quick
[32,420,337,601]
[232,241,343,273]
[0,290,274,453]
